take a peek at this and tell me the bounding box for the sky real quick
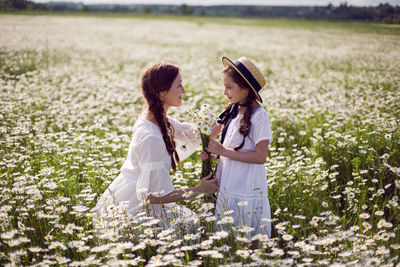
[33,0,400,7]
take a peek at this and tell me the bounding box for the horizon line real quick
[34,1,400,7]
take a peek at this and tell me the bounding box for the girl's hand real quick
[201,150,218,161]
[198,173,219,194]
[210,123,223,139]
[200,150,209,161]
[207,139,226,156]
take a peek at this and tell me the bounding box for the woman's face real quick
[160,73,185,109]
[222,72,249,104]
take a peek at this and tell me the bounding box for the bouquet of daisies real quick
[192,104,217,178]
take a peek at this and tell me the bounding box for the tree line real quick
[0,0,48,11]
[1,0,399,24]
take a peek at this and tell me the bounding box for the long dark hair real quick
[222,66,256,151]
[141,62,180,171]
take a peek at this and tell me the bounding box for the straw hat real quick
[222,56,266,103]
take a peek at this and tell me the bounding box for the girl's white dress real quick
[216,107,273,238]
[94,117,201,227]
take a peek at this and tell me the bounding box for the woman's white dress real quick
[215,107,273,238]
[94,116,201,227]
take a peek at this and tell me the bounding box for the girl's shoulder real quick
[252,106,270,119]
[249,107,271,128]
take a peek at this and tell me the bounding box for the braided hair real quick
[141,62,180,171]
[222,66,257,151]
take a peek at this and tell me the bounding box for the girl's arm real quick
[207,139,269,164]
[147,174,218,204]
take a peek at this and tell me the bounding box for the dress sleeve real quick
[134,136,175,201]
[168,117,201,161]
[250,110,273,145]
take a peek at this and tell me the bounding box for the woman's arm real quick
[147,188,200,205]
[147,174,218,205]
[207,139,269,164]
[168,117,202,161]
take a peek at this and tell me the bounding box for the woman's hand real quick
[197,173,219,194]
[207,139,226,156]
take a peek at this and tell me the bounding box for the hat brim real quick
[222,57,263,103]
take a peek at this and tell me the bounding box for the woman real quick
[94,61,219,229]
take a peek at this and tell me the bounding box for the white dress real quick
[215,107,273,238]
[94,116,201,228]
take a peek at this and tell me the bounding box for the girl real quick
[205,56,273,238]
[94,61,219,229]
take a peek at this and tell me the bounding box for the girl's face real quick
[160,73,185,109]
[222,72,249,104]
